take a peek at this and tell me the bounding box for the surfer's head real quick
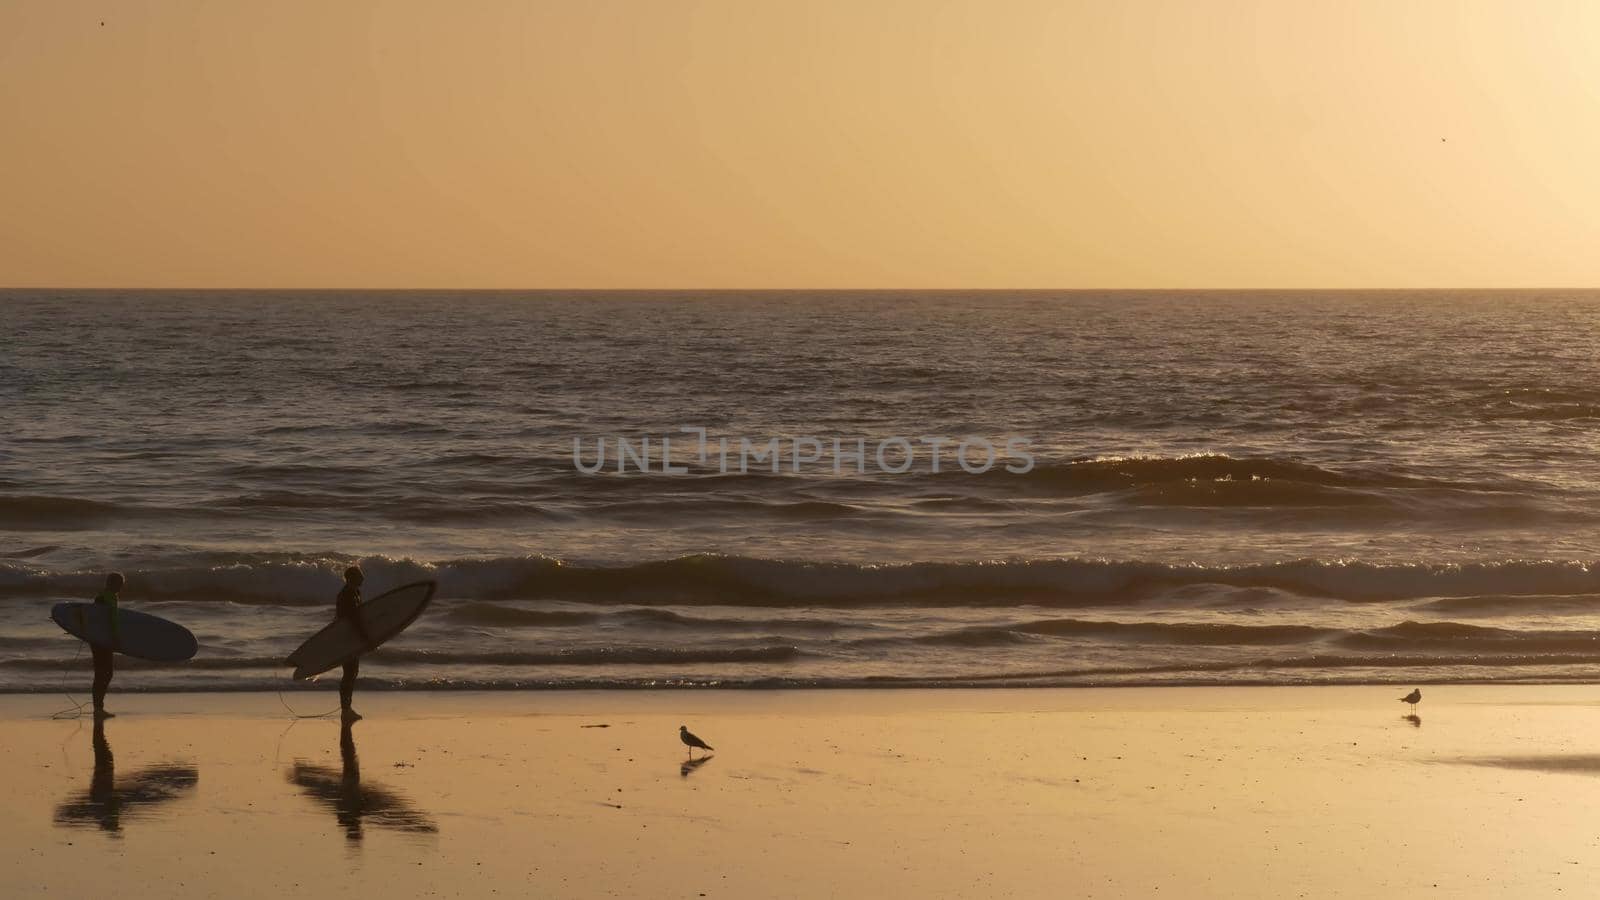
[343,566,364,586]
[105,572,124,592]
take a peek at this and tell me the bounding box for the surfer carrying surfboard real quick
[285,577,435,703]
[91,573,123,719]
[51,581,196,709]
[335,566,375,722]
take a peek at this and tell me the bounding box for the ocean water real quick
[5,289,1600,691]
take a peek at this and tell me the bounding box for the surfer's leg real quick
[339,659,358,712]
[91,646,113,713]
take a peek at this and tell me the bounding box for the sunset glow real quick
[5,1,1600,288]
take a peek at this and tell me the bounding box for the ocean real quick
[5,289,1600,692]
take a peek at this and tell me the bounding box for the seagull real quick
[1399,688,1421,712]
[680,725,714,758]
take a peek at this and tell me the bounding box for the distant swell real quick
[864,619,1334,648]
[999,454,1440,491]
[444,602,846,631]
[964,453,1545,511]
[444,602,603,626]
[0,454,1551,526]
[371,645,802,666]
[0,495,129,529]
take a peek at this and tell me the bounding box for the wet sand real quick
[6,686,1600,898]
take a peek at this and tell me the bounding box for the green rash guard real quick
[94,590,120,645]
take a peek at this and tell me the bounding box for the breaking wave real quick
[7,553,1600,606]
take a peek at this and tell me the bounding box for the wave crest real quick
[8,554,1600,606]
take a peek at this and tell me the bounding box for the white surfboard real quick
[51,602,199,662]
[286,581,436,680]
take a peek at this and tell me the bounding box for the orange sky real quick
[2,1,1598,288]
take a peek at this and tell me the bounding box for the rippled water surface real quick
[5,290,1600,689]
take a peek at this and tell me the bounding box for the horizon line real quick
[3,286,1599,293]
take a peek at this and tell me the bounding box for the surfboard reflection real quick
[286,721,438,843]
[53,720,199,836]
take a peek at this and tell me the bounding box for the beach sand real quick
[6,686,1600,898]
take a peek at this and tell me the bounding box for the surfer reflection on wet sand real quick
[53,719,198,836]
[287,720,438,844]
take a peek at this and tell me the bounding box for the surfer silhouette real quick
[91,573,123,719]
[336,566,374,722]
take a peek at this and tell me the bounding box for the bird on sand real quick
[680,725,714,758]
[1399,688,1422,712]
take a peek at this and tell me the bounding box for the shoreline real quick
[11,686,1600,896]
[8,671,1600,696]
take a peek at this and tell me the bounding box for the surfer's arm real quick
[345,604,374,647]
[102,596,121,649]
[337,587,374,647]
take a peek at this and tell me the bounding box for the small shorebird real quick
[1399,688,1422,712]
[680,725,714,758]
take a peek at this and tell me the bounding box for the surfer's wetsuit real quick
[91,589,118,712]
[336,583,369,712]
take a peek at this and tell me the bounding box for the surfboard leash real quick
[48,642,90,720]
[275,688,340,719]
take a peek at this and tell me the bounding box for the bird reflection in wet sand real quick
[287,720,438,843]
[1402,714,1422,728]
[54,719,198,836]
[681,756,714,778]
